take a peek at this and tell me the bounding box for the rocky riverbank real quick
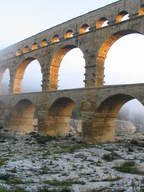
[0,132,144,192]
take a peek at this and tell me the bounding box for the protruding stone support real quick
[38,112,71,137]
[81,111,116,144]
[84,51,97,88]
[95,56,105,87]
[92,112,116,143]
[81,111,94,143]
[44,115,70,136]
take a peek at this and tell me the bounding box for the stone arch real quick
[49,45,85,90]
[96,17,109,29]
[97,94,134,113]
[40,39,48,47]
[116,11,129,23]
[138,5,144,16]
[32,42,38,50]
[64,30,73,39]
[79,24,90,34]
[51,35,59,43]
[9,99,35,135]
[23,46,30,54]
[16,49,22,56]
[91,94,137,143]
[96,29,140,87]
[13,57,42,94]
[0,67,10,95]
[44,97,75,136]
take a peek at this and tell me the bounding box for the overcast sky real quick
[0,0,117,48]
[1,0,144,114]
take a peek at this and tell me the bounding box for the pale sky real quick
[1,0,144,114]
[0,0,118,48]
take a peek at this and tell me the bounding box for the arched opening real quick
[0,68,10,95]
[40,39,48,47]
[96,17,109,29]
[13,58,42,94]
[32,42,38,51]
[138,5,144,16]
[105,33,144,85]
[45,97,75,136]
[79,24,90,34]
[93,94,133,143]
[91,94,144,143]
[96,30,142,87]
[49,45,85,90]
[118,99,144,134]
[9,99,35,135]
[23,46,30,54]
[116,11,129,23]
[64,30,73,39]
[16,49,21,56]
[51,35,59,43]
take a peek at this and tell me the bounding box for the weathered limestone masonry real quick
[0,0,144,143]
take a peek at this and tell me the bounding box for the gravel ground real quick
[0,133,144,192]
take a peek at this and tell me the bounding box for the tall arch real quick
[13,57,42,94]
[9,99,35,135]
[49,45,85,90]
[44,97,75,136]
[96,30,139,87]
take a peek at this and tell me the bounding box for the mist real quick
[1,0,144,125]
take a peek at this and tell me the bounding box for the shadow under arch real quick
[44,97,76,136]
[9,99,35,135]
[49,45,85,90]
[91,93,140,143]
[96,29,141,87]
[13,57,41,94]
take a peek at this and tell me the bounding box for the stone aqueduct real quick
[0,0,144,143]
